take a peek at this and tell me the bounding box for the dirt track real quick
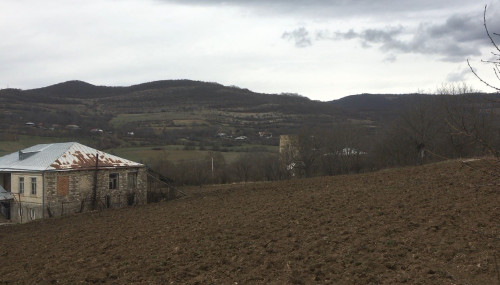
[0,159,499,284]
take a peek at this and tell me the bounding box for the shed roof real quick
[0,142,143,172]
[0,185,13,201]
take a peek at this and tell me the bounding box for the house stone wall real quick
[44,167,147,218]
[7,167,147,223]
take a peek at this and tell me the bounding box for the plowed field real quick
[1,159,499,284]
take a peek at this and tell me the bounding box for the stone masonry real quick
[43,167,147,217]
[9,167,147,223]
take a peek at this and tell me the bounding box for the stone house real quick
[0,142,147,223]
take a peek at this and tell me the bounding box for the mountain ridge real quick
[1,80,498,152]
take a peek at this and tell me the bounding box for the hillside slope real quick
[2,80,499,152]
[329,93,500,122]
[0,80,352,148]
[0,159,498,284]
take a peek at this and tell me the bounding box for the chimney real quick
[18,150,37,160]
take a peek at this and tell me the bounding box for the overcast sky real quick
[1,0,499,101]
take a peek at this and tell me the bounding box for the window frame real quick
[109,173,119,190]
[19,177,24,194]
[30,177,37,195]
[127,172,138,189]
[29,208,36,220]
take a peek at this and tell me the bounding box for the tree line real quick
[147,83,499,186]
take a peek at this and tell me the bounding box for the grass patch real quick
[109,112,206,128]
[105,145,243,164]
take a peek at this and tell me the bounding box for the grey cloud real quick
[282,27,312,48]
[153,0,478,18]
[330,26,404,44]
[313,10,500,62]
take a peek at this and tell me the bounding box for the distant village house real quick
[90,128,104,134]
[258,131,272,138]
[65,124,80,130]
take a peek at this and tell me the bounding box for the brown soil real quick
[0,159,499,284]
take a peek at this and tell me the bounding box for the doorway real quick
[1,173,11,192]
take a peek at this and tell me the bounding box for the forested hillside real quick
[0,80,499,184]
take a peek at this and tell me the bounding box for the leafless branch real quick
[468,6,500,92]
[481,59,500,64]
[483,5,500,53]
[468,59,500,91]
[446,117,500,158]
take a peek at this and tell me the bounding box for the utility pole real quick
[92,153,99,210]
[18,193,22,224]
[211,156,214,180]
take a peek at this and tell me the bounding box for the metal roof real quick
[0,185,13,201]
[0,142,143,172]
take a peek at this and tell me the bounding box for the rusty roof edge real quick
[0,168,46,173]
[44,142,76,171]
[48,143,143,170]
[45,165,145,172]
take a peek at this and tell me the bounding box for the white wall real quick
[11,173,43,203]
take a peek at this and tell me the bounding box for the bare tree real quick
[439,83,499,158]
[295,130,323,177]
[280,125,367,177]
[400,95,444,165]
[465,5,500,157]
[468,5,500,92]
[232,153,255,182]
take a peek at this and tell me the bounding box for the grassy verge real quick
[105,145,271,164]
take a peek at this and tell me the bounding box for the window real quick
[31,177,37,195]
[109,173,118,189]
[127,172,137,189]
[19,177,24,194]
[29,208,36,220]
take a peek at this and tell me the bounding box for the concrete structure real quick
[0,142,146,223]
[279,135,299,161]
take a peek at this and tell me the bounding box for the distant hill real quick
[1,80,498,150]
[329,92,500,121]
[3,80,346,115]
[23,80,216,99]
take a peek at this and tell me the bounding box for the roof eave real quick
[46,165,145,172]
[0,168,47,173]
